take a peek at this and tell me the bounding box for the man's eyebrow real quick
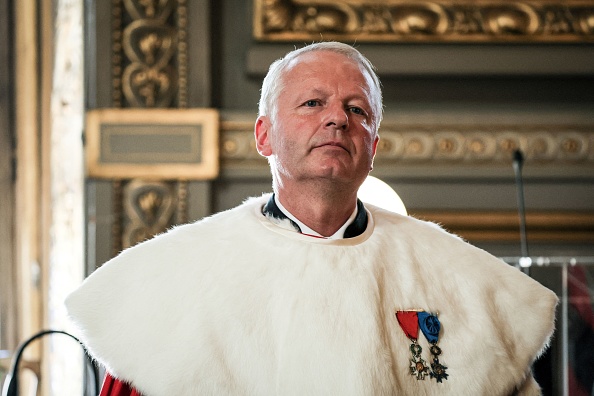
[305,88,327,96]
[297,86,371,103]
[293,88,327,102]
[349,89,373,103]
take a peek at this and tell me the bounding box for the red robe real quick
[100,374,142,396]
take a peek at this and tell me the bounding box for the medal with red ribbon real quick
[396,311,430,380]
[396,310,448,383]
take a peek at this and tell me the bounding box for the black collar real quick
[262,194,368,238]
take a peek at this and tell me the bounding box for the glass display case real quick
[502,256,594,396]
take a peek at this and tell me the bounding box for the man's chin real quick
[310,169,365,186]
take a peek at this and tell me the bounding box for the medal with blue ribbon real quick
[418,311,448,383]
[396,311,430,380]
[397,310,448,383]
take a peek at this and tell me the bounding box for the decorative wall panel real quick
[122,180,175,249]
[112,0,188,108]
[221,119,594,167]
[111,179,188,254]
[375,127,594,163]
[254,0,594,42]
[104,1,211,252]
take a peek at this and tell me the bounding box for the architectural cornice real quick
[254,0,594,43]
[220,112,594,178]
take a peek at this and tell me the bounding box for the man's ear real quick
[372,135,379,156]
[369,135,379,170]
[255,116,273,157]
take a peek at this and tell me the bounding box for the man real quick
[66,42,557,395]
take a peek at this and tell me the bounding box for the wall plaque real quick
[86,108,219,180]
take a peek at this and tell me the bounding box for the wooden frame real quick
[86,108,219,180]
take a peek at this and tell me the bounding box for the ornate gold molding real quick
[112,0,187,108]
[220,119,594,166]
[112,179,190,252]
[374,125,594,163]
[106,1,204,255]
[122,180,176,249]
[254,0,594,42]
[412,210,594,242]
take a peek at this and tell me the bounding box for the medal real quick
[418,311,449,383]
[397,310,448,383]
[396,311,429,380]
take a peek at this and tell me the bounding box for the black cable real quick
[2,329,98,396]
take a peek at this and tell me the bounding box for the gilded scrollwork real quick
[123,0,174,21]
[254,0,594,42]
[122,20,178,107]
[481,3,540,35]
[389,3,448,35]
[122,180,176,249]
[106,1,195,254]
[112,179,191,254]
[113,0,187,108]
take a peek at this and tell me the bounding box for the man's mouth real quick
[315,141,349,152]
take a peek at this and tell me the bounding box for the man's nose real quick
[324,103,348,130]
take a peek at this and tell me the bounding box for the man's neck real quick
[275,187,359,237]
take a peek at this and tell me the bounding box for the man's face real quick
[256,51,379,192]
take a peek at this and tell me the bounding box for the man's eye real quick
[304,100,319,107]
[349,107,365,115]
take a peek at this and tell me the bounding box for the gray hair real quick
[258,42,383,133]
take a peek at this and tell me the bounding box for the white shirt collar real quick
[274,195,358,240]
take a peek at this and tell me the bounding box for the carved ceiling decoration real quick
[221,119,594,166]
[254,0,594,42]
[112,0,188,108]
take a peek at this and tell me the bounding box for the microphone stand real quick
[512,149,530,275]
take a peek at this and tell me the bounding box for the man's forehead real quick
[283,51,373,86]
[285,50,355,71]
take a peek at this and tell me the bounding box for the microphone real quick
[512,149,530,271]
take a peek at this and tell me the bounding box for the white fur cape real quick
[66,195,557,395]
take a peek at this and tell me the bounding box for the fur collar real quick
[66,195,557,395]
